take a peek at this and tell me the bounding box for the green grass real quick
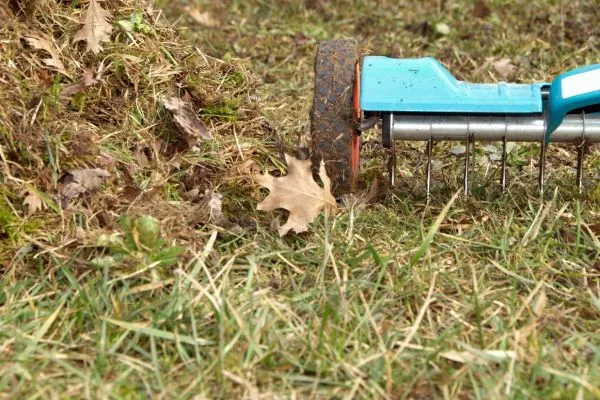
[2,0,600,398]
[2,196,599,397]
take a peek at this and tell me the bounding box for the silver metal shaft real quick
[391,114,600,142]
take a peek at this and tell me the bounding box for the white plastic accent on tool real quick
[561,69,600,98]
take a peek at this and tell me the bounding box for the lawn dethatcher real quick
[310,40,600,196]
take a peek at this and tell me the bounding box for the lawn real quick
[1,0,599,398]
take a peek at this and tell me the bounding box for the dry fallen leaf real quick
[531,288,547,317]
[96,151,117,168]
[62,69,98,97]
[163,97,211,146]
[191,190,239,231]
[132,144,151,167]
[490,57,516,80]
[256,154,337,236]
[21,188,46,215]
[441,349,517,365]
[203,190,227,224]
[233,159,259,174]
[23,33,71,78]
[73,0,113,54]
[473,0,491,19]
[341,178,383,212]
[434,22,450,36]
[59,168,110,204]
[228,159,260,181]
[185,7,219,27]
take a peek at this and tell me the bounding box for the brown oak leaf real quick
[163,97,211,147]
[256,154,337,236]
[23,33,71,78]
[73,0,113,54]
[59,168,110,205]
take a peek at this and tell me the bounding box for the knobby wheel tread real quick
[310,40,359,195]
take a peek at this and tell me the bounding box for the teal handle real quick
[546,64,600,142]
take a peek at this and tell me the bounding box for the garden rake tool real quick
[310,40,600,196]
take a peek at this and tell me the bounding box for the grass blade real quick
[103,318,213,346]
[410,190,460,265]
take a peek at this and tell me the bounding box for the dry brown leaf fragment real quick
[163,97,211,146]
[473,0,491,19]
[185,7,219,27]
[62,69,98,97]
[81,68,97,86]
[233,159,259,174]
[490,57,516,80]
[441,350,517,365]
[21,188,46,215]
[119,185,143,202]
[256,154,337,236]
[96,151,117,168]
[73,0,113,54]
[192,190,239,231]
[145,0,155,20]
[204,190,227,224]
[346,177,382,211]
[531,289,547,317]
[23,33,71,77]
[132,144,151,167]
[59,168,110,203]
[228,159,260,181]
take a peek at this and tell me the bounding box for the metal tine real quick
[501,135,508,192]
[576,111,586,193]
[538,138,547,196]
[426,133,433,198]
[471,133,476,174]
[464,133,472,195]
[501,117,508,192]
[388,142,396,187]
[537,110,548,196]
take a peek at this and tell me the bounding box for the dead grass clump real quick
[0,0,270,270]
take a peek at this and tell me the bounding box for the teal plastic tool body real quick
[359,56,547,113]
[359,55,600,140]
[546,64,600,140]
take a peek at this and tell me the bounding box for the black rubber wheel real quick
[310,40,360,195]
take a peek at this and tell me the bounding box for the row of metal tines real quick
[387,111,593,197]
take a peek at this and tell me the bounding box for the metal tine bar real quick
[538,138,547,196]
[501,137,508,192]
[538,110,548,196]
[501,116,508,192]
[464,118,471,195]
[426,133,433,198]
[388,142,396,187]
[471,132,476,174]
[464,142,470,195]
[576,111,586,193]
